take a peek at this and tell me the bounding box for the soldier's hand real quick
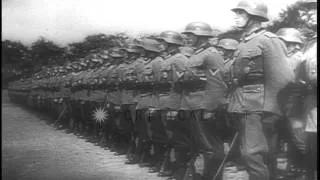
[223,142,230,155]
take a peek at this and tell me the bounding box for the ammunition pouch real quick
[182,80,206,92]
[120,81,137,90]
[106,83,119,91]
[136,82,154,93]
[155,83,172,93]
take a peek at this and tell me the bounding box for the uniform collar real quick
[194,43,211,54]
[162,49,179,59]
[240,27,266,42]
[167,48,179,56]
[224,58,233,64]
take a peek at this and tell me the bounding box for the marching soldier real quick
[118,42,144,164]
[228,1,294,179]
[72,59,89,135]
[79,56,103,140]
[180,22,228,180]
[276,27,316,179]
[300,35,317,180]
[79,59,98,137]
[133,38,165,170]
[92,53,114,146]
[55,64,74,129]
[53,66,67,129]
[104,47,127,152]
[110,48,136,154]
[60,63,75,130]
[276,28,305,78]
[215,38,239,74]
[287,1,317,179]
[87,52,110,144]
[68,61,84,133]
[153,31,188,177]
[214,38,240,157]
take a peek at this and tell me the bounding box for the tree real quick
[267,1,317,40]
[67,33,130,59]
[2,40,30,64]
[2,40,32,86]
[30,36,66,66]
[218,1,317,42]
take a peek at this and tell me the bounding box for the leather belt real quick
[238,78,264,86]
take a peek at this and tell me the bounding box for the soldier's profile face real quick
[216,46,225,56]
[158,39,168,50]
[286,42,302,56]
[233,9,250,28]
[184,33,198,46]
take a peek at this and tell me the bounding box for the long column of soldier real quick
[8,1,318,178]
[6,32,241,180]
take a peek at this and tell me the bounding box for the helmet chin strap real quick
[237,16,251,30]
[195,36,208,48]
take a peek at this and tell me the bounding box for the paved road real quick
[2,90,166,180]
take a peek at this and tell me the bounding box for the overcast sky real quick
[2,0,299,46]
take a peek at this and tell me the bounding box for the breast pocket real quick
[233,48,263,79]
[241,84,264,112]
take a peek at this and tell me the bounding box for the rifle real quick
[54,102,68,126]
[212,131,239,180]
[159,146,170,174]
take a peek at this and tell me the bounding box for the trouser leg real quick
[237,113,270,180]
[307,132,317,179]
[261,113,281,179]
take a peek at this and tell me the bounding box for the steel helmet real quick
[157,31,184,45]
[121,39,142,53]
[135,38,164,52]
[276,28,304,44]
[109,47,125,58]
[98,50,109,60]
[231,0,269,22]
[66,65,72,70]
[182,22,214,37]
[123,44,142,53]
[216,38,239,50]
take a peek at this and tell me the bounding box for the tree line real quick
[2,1,316,86]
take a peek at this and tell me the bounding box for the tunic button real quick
[243,66,250,73]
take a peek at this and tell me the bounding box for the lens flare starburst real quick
[92,107,108,123]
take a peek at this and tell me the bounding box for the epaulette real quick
[224,58,233,64]
[264,31,278,38]
[172,53,184,59]
[161,52,169,58]
[206,46,218,53]
[164,54,172,59]
[243,29,266,41]
[195,47,205,54]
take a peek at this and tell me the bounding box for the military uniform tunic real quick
[228,29,294,115]
[135,57,163,110]
[180,45,227,111]
[157,52,188,110]
[227,28,294,180]
[106,64,122,107]
[119,61,135,105]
